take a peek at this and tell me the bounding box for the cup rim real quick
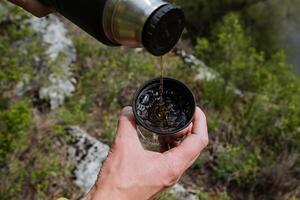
[132,77,196,135]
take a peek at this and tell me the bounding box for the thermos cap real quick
[142,5,185,56]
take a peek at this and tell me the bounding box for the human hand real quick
[8,0,51,17]
[83,106,209,200]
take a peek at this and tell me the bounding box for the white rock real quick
[134,48,143,53]
[27,15,77,109]
[66,126,110,193]
[170,184,198,200]
[195,66,217,81]
[174,49,217,81]
[29,15,75,61]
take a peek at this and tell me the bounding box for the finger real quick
[116,106,140,144]
[169,131,191,148]
[159,123,192,151]
[170,123,193,139]
[164,107,209,172]
[163,129,192,150]
[9,0,52,17]
[158,123,191,152]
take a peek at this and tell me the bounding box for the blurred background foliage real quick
[0,0,300,199]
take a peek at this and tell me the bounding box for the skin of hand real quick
[8,0,51,17]
[83,106,209,200]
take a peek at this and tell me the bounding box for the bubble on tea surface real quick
[141,94,150,105]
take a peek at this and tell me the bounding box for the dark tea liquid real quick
[135,61,192,133]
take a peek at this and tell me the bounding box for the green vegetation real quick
[198,191,231,200]
[193,12,300,199]
[157,192,178,200]
[0,100,32,165]
[0,4,35,166]
[171,0,292,54]
[1,0,300,200]
[0,3,78,199]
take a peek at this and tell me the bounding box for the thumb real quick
[115,106,140,146]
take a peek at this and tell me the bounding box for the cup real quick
[132,77,196,151]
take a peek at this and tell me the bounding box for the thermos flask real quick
[39,0,185,56]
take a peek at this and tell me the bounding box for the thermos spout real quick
[39,0,185,56]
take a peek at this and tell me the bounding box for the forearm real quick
[82,183,131,200]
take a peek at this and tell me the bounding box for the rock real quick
[66,126,109,193]
[38,71,76,110]
[173,48,217,81]
[65,126,198,200]
[170,184,198,200]
[29,15,76,61]
[27,15,76,109]
[134,48,143,53]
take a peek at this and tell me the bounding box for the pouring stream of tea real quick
[159,56,164,106]
[159,56,167,124]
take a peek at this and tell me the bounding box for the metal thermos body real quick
[39,0,185,56]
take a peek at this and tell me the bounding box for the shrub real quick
[0,100,32,165]
[157,192,178,200]
[215,145,259,184]
[195,13,291,93]
[194,12,300,199]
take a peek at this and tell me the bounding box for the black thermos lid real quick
[142,4,185,56]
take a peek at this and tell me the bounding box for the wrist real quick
[83,181,130,200]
